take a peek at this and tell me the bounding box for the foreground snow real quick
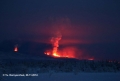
[2,73,120,81]
[0,52,120,81]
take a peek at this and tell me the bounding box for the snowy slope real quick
[0,51,120,81]
[0,51,51,60]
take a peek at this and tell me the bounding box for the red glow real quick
[45,51,75,58]
[44,51,51,56]
[88,58,94,60]
[45,51,95,60]
[44,47,76,58]
[46,52,50,55]
[53,53,60,57]
[14,47,18,52]
[44,47,95,60]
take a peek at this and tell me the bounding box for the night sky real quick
[0,0,120,60]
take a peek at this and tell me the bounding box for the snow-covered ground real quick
[2,73,120,81]
[0,51,120,81]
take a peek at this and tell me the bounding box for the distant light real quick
[14,47,18,52]
[88,58,94,60]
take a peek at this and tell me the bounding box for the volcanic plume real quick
[44,18,94,60]
[51,31,62,57]
[44,31,76,58]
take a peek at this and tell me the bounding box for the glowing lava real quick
[14,46,18,52]
[44,31,94,60]
[44,31,74,58]
[45,52,50,55]
[44,48,75,58]
[53,53,60,57]
[51,32,62,57]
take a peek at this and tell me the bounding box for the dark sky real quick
[0,0,120,60]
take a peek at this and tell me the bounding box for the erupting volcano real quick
[44,30,94,60]
[44,31,75,58]
[51,31,62,57]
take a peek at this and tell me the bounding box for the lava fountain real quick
[14,45,18,52]
[50,32,62,57]
[44,31,75,58]
[44,31,93,60]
